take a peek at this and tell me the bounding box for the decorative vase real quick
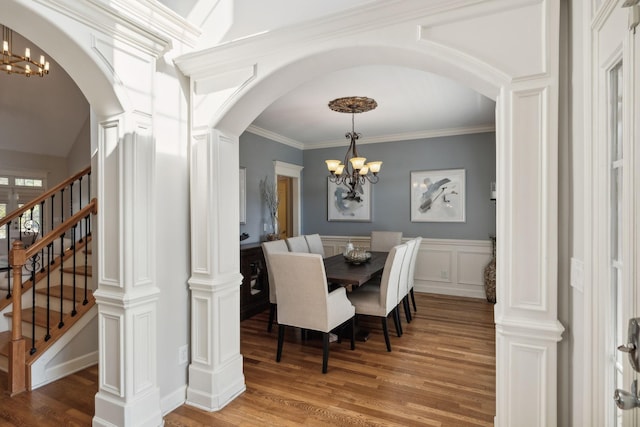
[483,235,497,304]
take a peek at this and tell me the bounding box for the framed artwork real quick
[239,167,246,224]
[327,178,371,222]
[410,169,465,222]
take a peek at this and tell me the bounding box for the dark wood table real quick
[323,251,388,289]
[323,251,388,342]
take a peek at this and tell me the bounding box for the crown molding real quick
[245,125,305,150]
[36,0,200,57]
[246,124,495,151]
[304,124,496,149]
[175,0,490,77]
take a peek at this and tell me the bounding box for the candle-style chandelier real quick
[1,25,50,77]
[325,96,382,200]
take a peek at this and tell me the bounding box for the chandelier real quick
[325,96,382,199]
[1,25,50,77]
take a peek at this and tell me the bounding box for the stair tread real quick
[35,285,93,302]
[61,265,92,277]
[4,306,78,328]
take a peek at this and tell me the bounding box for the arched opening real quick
[186,40,516,417]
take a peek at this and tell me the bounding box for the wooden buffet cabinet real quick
[239,243,270,320]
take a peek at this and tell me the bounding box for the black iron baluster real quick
[78,176,84,242]
[58,231,65,329]
[45,243,51,341]
[30,255,36,355]
[71,225,77,316]
[5,219,10,299]
[83,215,89,305]
[39,200,45,272]
[87,171,91,236]
[49,194,55,265]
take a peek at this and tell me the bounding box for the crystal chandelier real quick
[1,25,50,77]
[325,96,382,199]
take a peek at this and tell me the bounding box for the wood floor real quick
[0,293,495,426]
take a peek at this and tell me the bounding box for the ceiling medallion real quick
[328,96,378,114]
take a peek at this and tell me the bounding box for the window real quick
[0,172,47,240]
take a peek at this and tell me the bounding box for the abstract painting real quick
[327,178,371,222]
[411,169,465,222]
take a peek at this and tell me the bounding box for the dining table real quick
[323,251,388,291]
[323,251,388,341]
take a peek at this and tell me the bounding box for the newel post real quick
[8,240,26,395]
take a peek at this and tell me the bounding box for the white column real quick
[494,77,564,426]
[186,128,245,411]
[93,115,162,427]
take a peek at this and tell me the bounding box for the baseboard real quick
[415,282,486,299]
[162,385,187,415]
[31,351,98,390]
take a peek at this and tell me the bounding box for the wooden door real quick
[277,176,291,239]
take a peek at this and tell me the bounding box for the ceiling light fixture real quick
[325,96,382,199]
[1,25,50,77]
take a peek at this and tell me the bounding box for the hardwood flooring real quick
[0,293,495,426]
[169,292,495,427]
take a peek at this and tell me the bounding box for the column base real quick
[93,387,163,427]
[186,354,245,411]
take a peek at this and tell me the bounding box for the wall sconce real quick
[490,182,496,201]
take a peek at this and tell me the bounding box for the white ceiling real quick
[0,1,495,158]
[251,65,495,149]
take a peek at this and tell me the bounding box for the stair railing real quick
[7,198,97,395]
[0,166,91,301]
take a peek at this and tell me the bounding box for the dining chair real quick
[286,235,310,253]
[261,239,289,332]
[347,243,408,352]
[407,236,422,312]
[269,252,356,373]
[304,233,325,258]
[397,238,417,325]
[370,230,402,252]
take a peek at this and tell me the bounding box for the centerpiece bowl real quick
[344,248,372,265]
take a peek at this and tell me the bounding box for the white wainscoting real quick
[320,235,492,300]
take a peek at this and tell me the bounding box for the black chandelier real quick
[325,96,382,199]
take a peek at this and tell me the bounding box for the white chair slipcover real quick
[261,239,289,332]
[269,252,356,373]
[286,235,310,253]
[347,244,408,352]
[370,231,402,252]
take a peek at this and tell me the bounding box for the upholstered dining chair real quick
[304,233,325,258]
[261,239,289,332]
[370,231,402,252]
[286,235,310,253]
[397,238,417,325]
[347,243,408,352]
[407,236,422,312]
[269,252,356,373]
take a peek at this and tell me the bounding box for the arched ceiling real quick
[0,27,88,158]
[0,1,495,158]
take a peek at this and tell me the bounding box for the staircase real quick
[0,238,98,390]
[0,167,98,393]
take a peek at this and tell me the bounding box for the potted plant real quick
[260,177,279,240]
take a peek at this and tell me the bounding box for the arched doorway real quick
[179,3,563,423]
[3,3,174,426]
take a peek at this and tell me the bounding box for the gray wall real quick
[302,133,496,239]
[239,132,303,244]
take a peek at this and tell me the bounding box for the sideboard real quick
[239,243,270,320]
